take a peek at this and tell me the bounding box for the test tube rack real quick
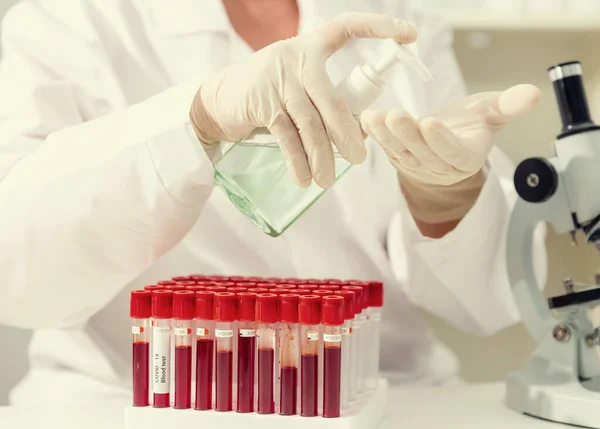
[125,378,388,429]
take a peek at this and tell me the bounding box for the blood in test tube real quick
[319,285,341,291]
[144,285,164,292]
[279,294,300,415]
[130,290,152,407]
[322,295,344,418]
[334,290,356,410]
[298,295,321,417]
[151,290,173,408]
[157,280,177,286]
[195,291,215,410]
[236,292,257,413]
[164,284,186,292]
[172,276,191,282]
[247,288,269,294]
[206,286,227,293]
[256,293,278,414]
[342,285,364,398]
[214,292,236,412]
[294,289,310,296]
[366,281,384,388]
[173,291,195,409]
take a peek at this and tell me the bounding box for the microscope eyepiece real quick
[548,61,599,139]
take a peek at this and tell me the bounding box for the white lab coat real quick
[0,0,546,404]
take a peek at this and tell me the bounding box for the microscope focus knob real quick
[514,157,558,203]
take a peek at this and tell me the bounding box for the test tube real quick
[164,284,186,292]
[279,294,300,415]
[173,291,194,409]
[195,291,215,410]
[256,293,278,414]
[367,281,383,387]
[151,290,173,408]
[131,290,152,407]
[214,292,236,412]
[322,296,344,418]
[319,285,341,291]
[334,290,355,410]
[342,285,362,400]
[350,281,371,391]
[298,295,321,417]
[236,292,257,413]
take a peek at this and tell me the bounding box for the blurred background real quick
[0,0,599,404]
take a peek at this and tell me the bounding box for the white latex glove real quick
[190,12,417,188]
[361,85,541,222]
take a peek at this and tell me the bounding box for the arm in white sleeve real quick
[0,4,213,329]
[388,10,548,335]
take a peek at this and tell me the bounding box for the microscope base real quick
[507,359,600,428]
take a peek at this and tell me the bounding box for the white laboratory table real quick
[0,383,568,429]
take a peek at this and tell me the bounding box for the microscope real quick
[507,61,600,428]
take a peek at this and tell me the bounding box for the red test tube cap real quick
[273,288,291,295]
[143,285,164,292]
[247,288,269,294]
[206,286,226,293]
[246,277,264,282]
[256,293,278,324]
[195,281,216,287]
[334,290,356,320]
[228,276,247,282]
[218,282,235,288]
[294,288,310,296]
[227,287,248,294]
[164,284,186,292]
[319,285,340,291]
[265,277,283,283]
[255,283,276,289]
[276,284,296,290]
[173,290,195,320]
[236,282,257,288]
[369,281,384,307]
[299,295,321,325]
[185,285,206,292]
[313,290,333,297]
[152,290,173,319]
[207,275,229,282]
[172,276,191,282]
[324,279,344,285]
[237,292,257,322]
[348,281,370,308]
[157,280,176,286]
[189,274,208,281]
[214,292,236,322]
[303,284,319,292]
[303,279,322,284]
[130,290,151,319]
[279,294,299,323]
[195,291,214,320]
[322,295,344,326]
[341,286,363,315]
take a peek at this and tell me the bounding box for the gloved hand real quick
[190,12,417,189]
[361,84,541,222]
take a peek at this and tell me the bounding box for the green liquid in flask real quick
[214,138,352,237]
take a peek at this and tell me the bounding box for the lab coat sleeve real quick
[387,10,548,336]
[0,3,213,329]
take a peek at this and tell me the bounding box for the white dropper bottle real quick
[335,43,433,116]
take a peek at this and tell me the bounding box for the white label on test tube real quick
[215,329,234,338]
[239,329,256,337]
[307,332,319,341]
[174,327,190,336]
[196,327,208,337]
[153,326,170,394]
[323,333,342,342]
[132,326,142,334]
[341,327,351,335]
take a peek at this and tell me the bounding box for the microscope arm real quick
[507,158,575,343]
